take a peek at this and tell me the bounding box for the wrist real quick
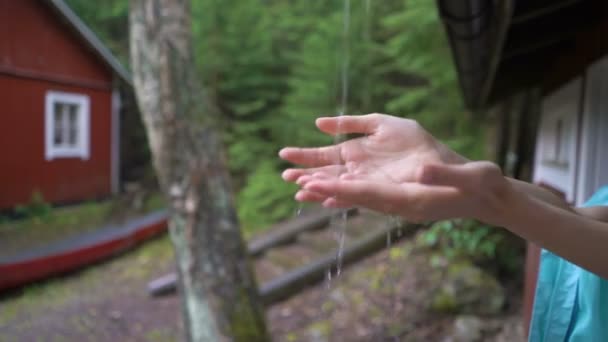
[491,182,532,228]
[475,172,530,228]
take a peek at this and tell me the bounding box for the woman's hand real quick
[280,113,608,277]
[279,113,517,225]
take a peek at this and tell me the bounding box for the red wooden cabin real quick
[0,0,130,209]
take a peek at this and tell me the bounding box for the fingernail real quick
[278,148,291,158]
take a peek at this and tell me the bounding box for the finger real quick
[316,114,381,136]
[279,145,343,167]
[299,172,364,187]
[304,179,405,208]
[295,190,328,203]
[322,197,354,209]
[306,179,466,220]
[282,166,347,182]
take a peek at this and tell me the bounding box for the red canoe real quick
[0,211,168,292]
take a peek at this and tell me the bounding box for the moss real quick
[285,332,298,342]
[146,328,178,342]
[308,320,332,339]
[143,193,166,212]
[431,258,505,315]
[431,290,458,313]
[387,322,410,338]
[389,246,405,260]
[322,300,336,313]
[229,289,270,342]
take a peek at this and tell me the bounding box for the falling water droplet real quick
[335,210,348,277]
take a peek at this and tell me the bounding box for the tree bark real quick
[129,1,269,341]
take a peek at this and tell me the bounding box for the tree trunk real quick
[129,1,269,341]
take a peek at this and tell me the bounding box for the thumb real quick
[417,162,495,189]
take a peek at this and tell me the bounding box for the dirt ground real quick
[0,235,524,341]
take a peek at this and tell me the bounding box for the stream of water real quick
[327,0,353,285]
[328,0,399,283]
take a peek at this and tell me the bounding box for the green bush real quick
[421,219,524,275]
[15,192,52,220]
[237,161,299,235]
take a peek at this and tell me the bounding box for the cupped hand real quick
[279,113,514,224]
[281,114,464,182]
[279,113,464,203]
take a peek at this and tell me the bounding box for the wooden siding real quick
[0,76,112,208]
[0,0,114,208]
[0,0,112,88]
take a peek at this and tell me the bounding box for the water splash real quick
[387,215,403,249]
[335,209,348,276]
[326,268,333,289]
[294,205,303,217]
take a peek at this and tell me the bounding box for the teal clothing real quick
[529,186,608,342]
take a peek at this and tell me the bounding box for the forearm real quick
[506,178,575,212]
[505,178,608,221]
[502,191,608,279]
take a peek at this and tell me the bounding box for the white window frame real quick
[533,78,581,203]
[45,91,90,160]
[577,57,608,205]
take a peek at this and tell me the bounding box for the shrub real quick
[237,161,299,235]
[14,192,52,220]
[420,219,525,276]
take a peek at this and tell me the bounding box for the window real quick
[541,115,571,168]
[45,91,90,160]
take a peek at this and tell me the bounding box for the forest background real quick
[67,0,485,233]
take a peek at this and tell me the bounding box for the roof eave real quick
[46,0,132,86]
[438,0,514,111]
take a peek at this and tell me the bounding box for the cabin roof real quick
[45,0,131,84]
[438,0,607,110]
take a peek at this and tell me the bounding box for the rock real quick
[430,259,505,315]
[449,315,484,342]
[108,310,122,320]
[307,320,331,342]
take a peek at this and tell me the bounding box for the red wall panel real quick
[0,75,112,208]
[0,0,116,208]
[0,0,112,87]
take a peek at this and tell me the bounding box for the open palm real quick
[279,114,469,215]
[280,113,514,225]
[281,114,465,186]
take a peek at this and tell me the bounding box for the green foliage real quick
[421,220,524,275]
[67,0,490,233]
[14,192,52,220]
[64,0,130,66]
[237,162,298,234]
